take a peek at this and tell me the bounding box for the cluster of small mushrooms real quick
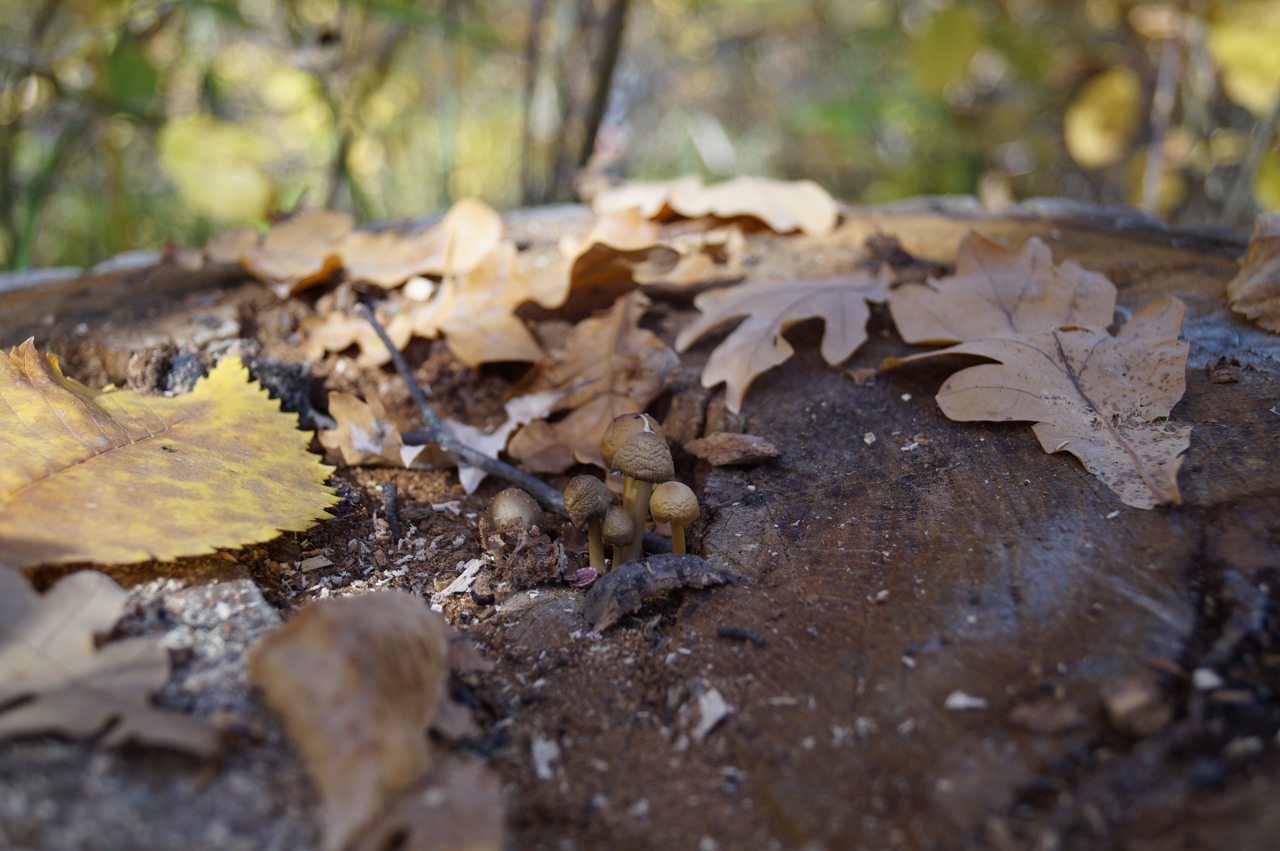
[482,413,700,578]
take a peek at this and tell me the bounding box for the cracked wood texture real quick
[2,199,1278,851]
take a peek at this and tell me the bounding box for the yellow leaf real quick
[0,340,337,569]
[676,271,890,415]
[0,567,219,755]
[593,175,839,238]
[885,298,1191,510]
[1207,0,1280,116]
[1226,212,1280,333]
[158,115,276,224]
[1064,67,1141,169]
[887,233,1117,344]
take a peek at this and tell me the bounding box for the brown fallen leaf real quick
[240,209,353,297]
[319,392,409,467]
[0,340,337,569]
[506,291,678,471]
[1225,212,1280,333]
[0,567,219,756]
[594,175,839,238]
[884,296,1192,509]
[685,432,783,466]
[887,233,1117,344]
[300,309,412,368]
[676,271,890,414]
[583,554,740,632]
[433,389,563,492]
[388,241,545,367]
[249,591,455,851]
[338,198,505,289]
[351,756,505,851]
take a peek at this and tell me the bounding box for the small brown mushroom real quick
[485,488,545,533]
[610,431,674,564]
[650,481,699,555]
[601,505,635,569]
[563,475,616,572]
[600,413,663,508]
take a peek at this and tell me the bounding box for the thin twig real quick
[381,482,403,543]
[1221,87,1280,226]
[1141,36,1181,216]
[356,302,670,555]
[357,302,566,517]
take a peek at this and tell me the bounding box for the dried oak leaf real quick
[319,392,410,467]
[1226,212,1280,333]
[387,241,544,367]
[0,567,219,755]
[887,233,1117,344]
[338,198,505,289]
[249,591,454,851]
[884,296,1191,509]
[594,175,838,238]
[0,339,337,569]
[676,271,890,414]
[506,291,678,472]
[240,210,353,297]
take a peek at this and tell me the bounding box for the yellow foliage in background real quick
[1208,0,1280,117]
[1064,67,1141,170]
[158,115,277,224]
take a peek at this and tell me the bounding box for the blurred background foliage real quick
[1,0,1279,270]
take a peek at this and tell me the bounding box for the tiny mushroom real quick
[600,413,663,508]
[610,431,674,564]
[485,487,545,533]
[601,505,635,569]
[650,481,699,555]
[563,474,616,572]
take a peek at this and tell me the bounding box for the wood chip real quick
[684,432,782,466]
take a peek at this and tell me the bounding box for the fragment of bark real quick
[583,553,740,631]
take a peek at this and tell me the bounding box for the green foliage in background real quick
[1,0,1278,271]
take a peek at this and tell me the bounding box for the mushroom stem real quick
[587,518,606,571]
[670,524,686,555]
[624,479,654,564]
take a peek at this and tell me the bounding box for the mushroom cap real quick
[650,481,699,526]
[600,413,663,467]
[563,475,615,527]
[486,488,545,530]
[610,431,674,483]
[601,505,635,547]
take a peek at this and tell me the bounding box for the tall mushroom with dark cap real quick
[600,413,663,510]
[601,505,635,569]
[563,474,615,572]
[650,481,699,555]
[610,431,674,564]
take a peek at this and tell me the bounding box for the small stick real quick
[357,303,671,555]
[358,302,566,516]
[716,626,767,647]
[381,482,402,544]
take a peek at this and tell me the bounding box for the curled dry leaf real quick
[0,340,337,569]
[338,198,505,289]
[0,567,219,756]
[884,296,1191,509]
[1226,212,1280,333]
[685,432,783,466]
[300,310,412,368]
[388,241,544,367]
[887,233,1117,344]
[319,392,408,467]
[593,175,838,238]
[249,591,452,851]
[240,210,353,297]
[506,291,678,472]
[676,271,890,414]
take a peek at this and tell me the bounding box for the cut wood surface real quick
[1,198,1277,851]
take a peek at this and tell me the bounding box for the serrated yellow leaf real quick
[0,340,338,569]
